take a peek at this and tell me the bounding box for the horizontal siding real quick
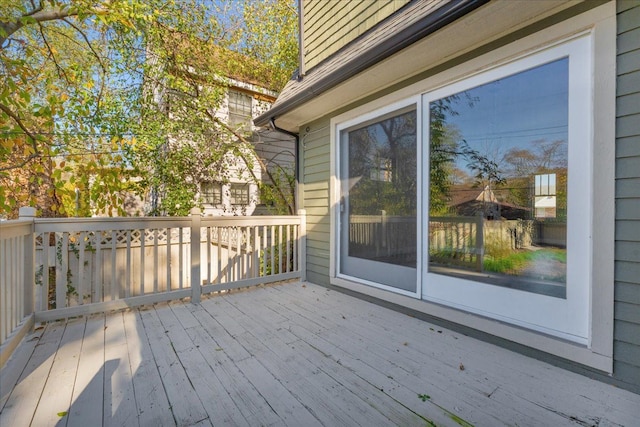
[616,178,640,198]
[613,361,640,388]
[617,92,640,116]
[617,135,640,158]
[615,241,640,262]
[303,0,412,70]
[614,0,640,391]
[616,281,640,305]
[615,320,640,346]
[301,121,331,285]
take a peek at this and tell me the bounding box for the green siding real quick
[614,0,640,390]
[303,0,412,70]
[301,121,331,285]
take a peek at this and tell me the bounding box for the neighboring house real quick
[150,43,295,216]
[255,1,640,393]
[448,185,529,220]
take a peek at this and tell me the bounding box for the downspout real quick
[269,117,300,212]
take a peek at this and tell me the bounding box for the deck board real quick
[123,309,173,427]
[1,320,66,427]
[1,281,639,427]
[67,314,106,427]
[104,311,138,427]
[31,317,85,427]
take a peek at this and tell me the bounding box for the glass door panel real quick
[422,35,591,343]
[427,58,568,297]
[339,107,417,292]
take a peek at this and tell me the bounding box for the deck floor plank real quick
[0,320,66,427]
[263,284,617,426]
[67,314,106,427]
[279,284,640,426]
[123,309,173,427]
[103,311,138,427]
[222,291,439,427]
[215,294,398,427]
[166,300,252,427]
[138,306,210,426]
[156,301,244,426]
[0,325,44,411]
[181,301,284,427]
[30,317,85,427]
[205,297,324,427]
[2,281,640,427]
[258,286,508,426]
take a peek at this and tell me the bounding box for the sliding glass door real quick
[338,106,418,293]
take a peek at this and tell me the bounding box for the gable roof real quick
[254,0,489,128]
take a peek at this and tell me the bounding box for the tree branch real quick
[211,115,294,214]
[37,21,69,83]
[0,103,39,145]
[61,18,106,74]
[1,5,78,48]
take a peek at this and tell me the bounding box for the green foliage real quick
[1,0,298,218]
[483,248,566,281]
[259,166,295,215]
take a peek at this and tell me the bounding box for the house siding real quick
[300,121,331,285]
[303,0,413,70]
[614,0,640,389]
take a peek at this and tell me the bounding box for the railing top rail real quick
[200,215,302,227]
[0,219,34,239]
[34,217,193,233]
[30,214,303,233]
[430,216,482,223]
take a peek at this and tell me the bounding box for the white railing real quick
[0,207,306,366]
[0,208,36,367]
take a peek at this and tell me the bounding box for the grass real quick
[483,248,566,278]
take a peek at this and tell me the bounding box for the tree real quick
[131,0,298,216]
[0,0,298,218]
[0,0,166,217]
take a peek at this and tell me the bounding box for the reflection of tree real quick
[429,99,461,215]
[429,93,506,216]
[503,139,567,219]
[348,111,417,216]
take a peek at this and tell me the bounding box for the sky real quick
[434,57,569,172]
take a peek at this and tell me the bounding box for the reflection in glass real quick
[428,58,568,298]
[345,109,417,267]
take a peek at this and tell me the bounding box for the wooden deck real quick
[1,281,638,427]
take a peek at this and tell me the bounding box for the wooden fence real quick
[429,216,484,271]
[348,213,416,265]
[0,208,306,367]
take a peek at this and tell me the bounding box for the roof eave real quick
[254,0,490,129]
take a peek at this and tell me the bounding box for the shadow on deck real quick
[1,281,639,426]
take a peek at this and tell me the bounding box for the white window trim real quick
[421,35,590,345]
[329,3,615,372]
[332,96,422,299]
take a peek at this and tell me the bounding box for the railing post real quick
[298,209,307,282]
[19,207,36,317]
[190,208,202,304]
[476,212,484,272]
